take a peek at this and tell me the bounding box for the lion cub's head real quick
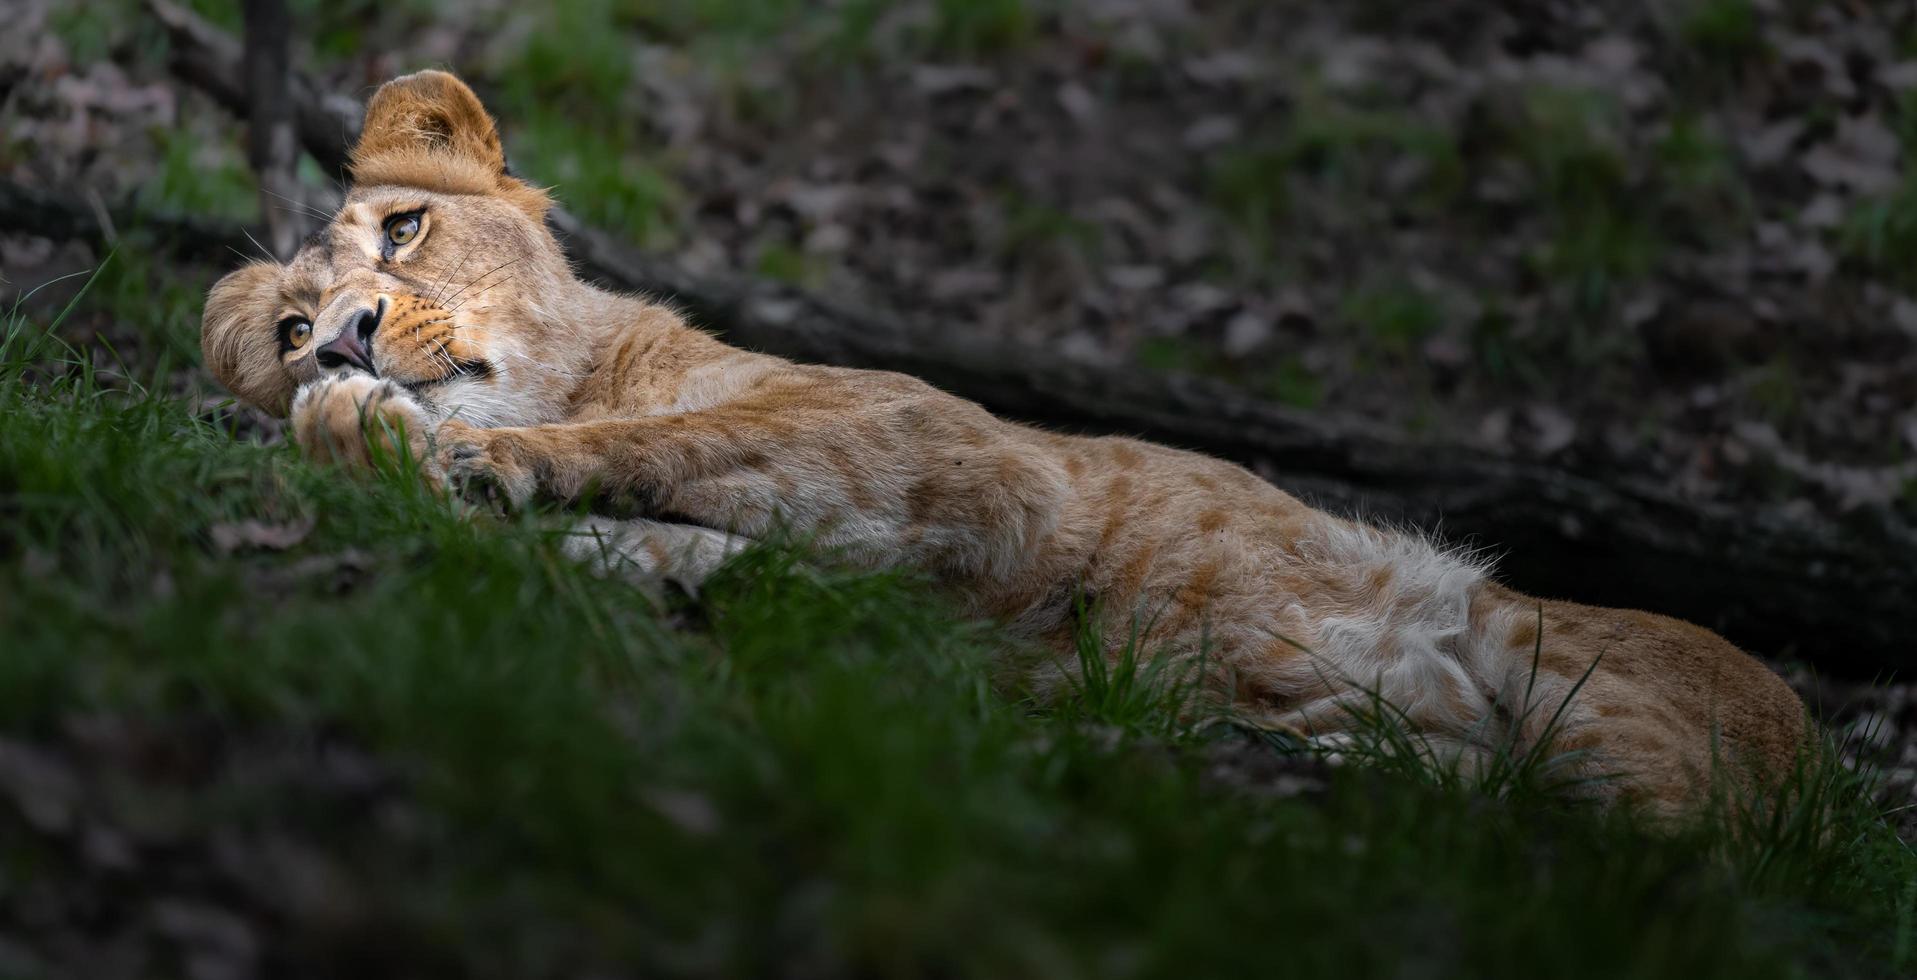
[202,71,590,425]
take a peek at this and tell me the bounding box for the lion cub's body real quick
[202,72,1804,815]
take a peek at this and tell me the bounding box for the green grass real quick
[1340,280,1444,356]
[1207,96,1462,262]
[106,0,1041,257]
[1498,90,1739,306]
[497,0,635,114]
[505,115,683,248]
[0,265,1914,976]
[998,192,1102,263]
[1135,337,1326,410]
[505,0,1033,71]
[1500,88,1661,305]
[1680,0,1766,65]
[88,246,209,365]
[1745,354,1807,428]
[1656,112,1740,194]
[753,239,829,288]
[137,124,259,223]
[1842,91,1917,281]
[1842,175,1917,282]
[1199,80,1747,382]
[1205,146,1293,254]
[1260,355,1325,409]
[929,0,1038,56]
[48,0,143,64]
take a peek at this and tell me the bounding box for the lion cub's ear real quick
[348,70,550,218]
[352,70,505,175]
[202,261,299,416]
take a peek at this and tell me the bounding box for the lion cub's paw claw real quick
[438,434,535,516]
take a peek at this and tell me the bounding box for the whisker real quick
[263,188,335,223]
[238,229,275,264]
[268,200,335,225]
[269,204,332,225]
[440,254,526,311]
[448,272,521,315]
[430,246,476,307]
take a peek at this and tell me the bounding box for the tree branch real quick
[240,0,305,259]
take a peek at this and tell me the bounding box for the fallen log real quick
[0,180,248,264]
[101,2,1917,678]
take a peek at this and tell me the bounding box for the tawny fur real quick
[201,71,1806,816]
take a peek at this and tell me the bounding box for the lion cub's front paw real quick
[434,423,537,514]
[290,374,437,475]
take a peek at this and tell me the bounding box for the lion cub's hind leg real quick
[561,516,753,595]
[1524,601,1811,820]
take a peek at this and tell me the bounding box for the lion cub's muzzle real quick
[317,293,490,390]
[314,297,381,374]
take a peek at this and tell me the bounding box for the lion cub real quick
[202,71,1805,814]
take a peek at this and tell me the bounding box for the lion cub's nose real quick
[316,302,383,375]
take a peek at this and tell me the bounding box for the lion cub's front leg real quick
[290,374,441,478]
[431,422,540,513]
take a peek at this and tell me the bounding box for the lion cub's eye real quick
[385,213,422,247]
[280,317,313,350]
